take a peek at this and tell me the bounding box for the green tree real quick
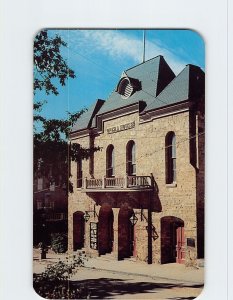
[33,30,100,191]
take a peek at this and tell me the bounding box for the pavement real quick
[33,250,204,299]
[33,249,204,285]
[84,257,204,285]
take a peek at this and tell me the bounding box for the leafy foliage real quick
[51,233,68,253]
[34,30,75,96]
[33,30,101,191]
[33,253,91,298]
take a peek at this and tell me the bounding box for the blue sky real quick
[34,29,205,120]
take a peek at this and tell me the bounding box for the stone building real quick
[68,55,205,265]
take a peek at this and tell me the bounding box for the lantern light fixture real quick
[83,211,91,222]
[130,212,138,226]
[84,205,99,222]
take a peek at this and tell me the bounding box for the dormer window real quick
[116,76,141,99]
[117,78,133,99]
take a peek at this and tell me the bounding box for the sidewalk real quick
[84,256,204,284]
[33,249,204,285]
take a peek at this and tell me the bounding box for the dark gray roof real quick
[97,55,175,115]
[71,99,105,132]
[145,64,205,112]
[71,57,204,133]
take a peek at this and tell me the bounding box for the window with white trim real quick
[106,144,115,177]
[165,132,176,183]
[126,141,136,175]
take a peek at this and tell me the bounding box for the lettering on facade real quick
[90,222,98,250]
[107,121,135,134]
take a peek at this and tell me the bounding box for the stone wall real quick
[68,108,204,265]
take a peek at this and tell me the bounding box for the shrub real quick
[50,233,68,253]
[33,253,91,299]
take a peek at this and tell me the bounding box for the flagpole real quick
[142,30,146,63]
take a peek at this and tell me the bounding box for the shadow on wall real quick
[151,173,162,213]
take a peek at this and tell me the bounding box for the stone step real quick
[96,253,117,261]
[123,256,137,262]
[72,249,86,257]
[74,249,86,253]
[197,259,204,268]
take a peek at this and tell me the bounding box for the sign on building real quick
[90,222,98,250]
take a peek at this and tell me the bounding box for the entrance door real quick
[176,226,185,264]
[129,223,134,257]
[118,205,134,260]
[98,204,114,255]
[161,216,185,264]
[73,211,85,250]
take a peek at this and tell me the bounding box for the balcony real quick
[80,175,153,192]
[46,212,68,221]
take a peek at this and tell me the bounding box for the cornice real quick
[139,100,192,123]
[69,100,198,139]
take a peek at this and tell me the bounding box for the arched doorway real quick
[161,216,185,264]
[73,211,85,250]
[98,204,114,255]
[118,205,134,260]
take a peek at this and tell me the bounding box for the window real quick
[165,132,176,183]
[126,141,136,175]
[37,200,43,210]
[117,78,133,99]
[77,145,83,188]
[37,178,43,190]
[116,76,141,99]
[106,145,115,177]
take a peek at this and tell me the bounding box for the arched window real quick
[126,141,136,175]
[77,144,83,188]
[165,132,176,183]
[106,145,114,177]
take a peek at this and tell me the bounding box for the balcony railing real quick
[82,175,152,191]
[46,212,68,221]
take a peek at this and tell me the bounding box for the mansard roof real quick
[71,99,105,132]
[144,64,205,112]
[71,56,204,133]
[96,55,175,115]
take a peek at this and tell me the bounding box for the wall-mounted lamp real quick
[84,205,99,222]
[130,207,147,226]
[129,212,138,226]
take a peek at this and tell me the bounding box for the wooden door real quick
[98,206,114,255]
[129,222,134,256]
[176,226,185,264]
[73,212,84,250]
[118,206,134,260]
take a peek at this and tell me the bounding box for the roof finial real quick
[142,30,146,63]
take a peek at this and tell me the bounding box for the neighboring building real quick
[33,176,68,245]
[68,55,205,265]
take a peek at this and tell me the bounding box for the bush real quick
[33,253,91,299]
[34,282,90,299]
[51,233,68,253]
